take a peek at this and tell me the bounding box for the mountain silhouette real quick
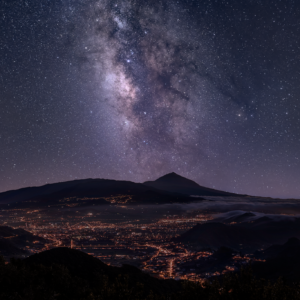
[144,172,237,196]
[0,173,242,207]
[0,177,197,207]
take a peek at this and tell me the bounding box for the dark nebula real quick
[1,0,300,197]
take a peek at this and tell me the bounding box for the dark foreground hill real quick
[1,247,300,300]
[144,172,238,196]
[23,247,178,295]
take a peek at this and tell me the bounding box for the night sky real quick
[1,0,300,198]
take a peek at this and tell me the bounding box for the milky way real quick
[1,0,300,197]
[78,1,221,174]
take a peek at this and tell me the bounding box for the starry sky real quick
[1,0,300,198]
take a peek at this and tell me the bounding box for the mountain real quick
[0,178,199,208]
[0,179,158,204]
[0,173,241,208]
[0,172,242,208]
[144,172,238,196]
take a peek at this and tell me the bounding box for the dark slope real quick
[253,238,300,282]
[0,180,80,204]
[176,222,262,252]
[0,178,198,207]
[222,212,257,224]
[0,239,27,256]
[177,218,300,252]
[257,237,300,259]
[0,226,47,257]
[24,247,179,295]
[144,172,238,196]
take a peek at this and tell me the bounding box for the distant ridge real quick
[144,172,237,196]
[0,177,197,207]
[0,172,239,207]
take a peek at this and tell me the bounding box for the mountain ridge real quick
[0,173,241,207]
[0,177,197,207]
[144,172,238,196]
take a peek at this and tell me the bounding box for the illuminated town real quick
[0,195,261,281]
